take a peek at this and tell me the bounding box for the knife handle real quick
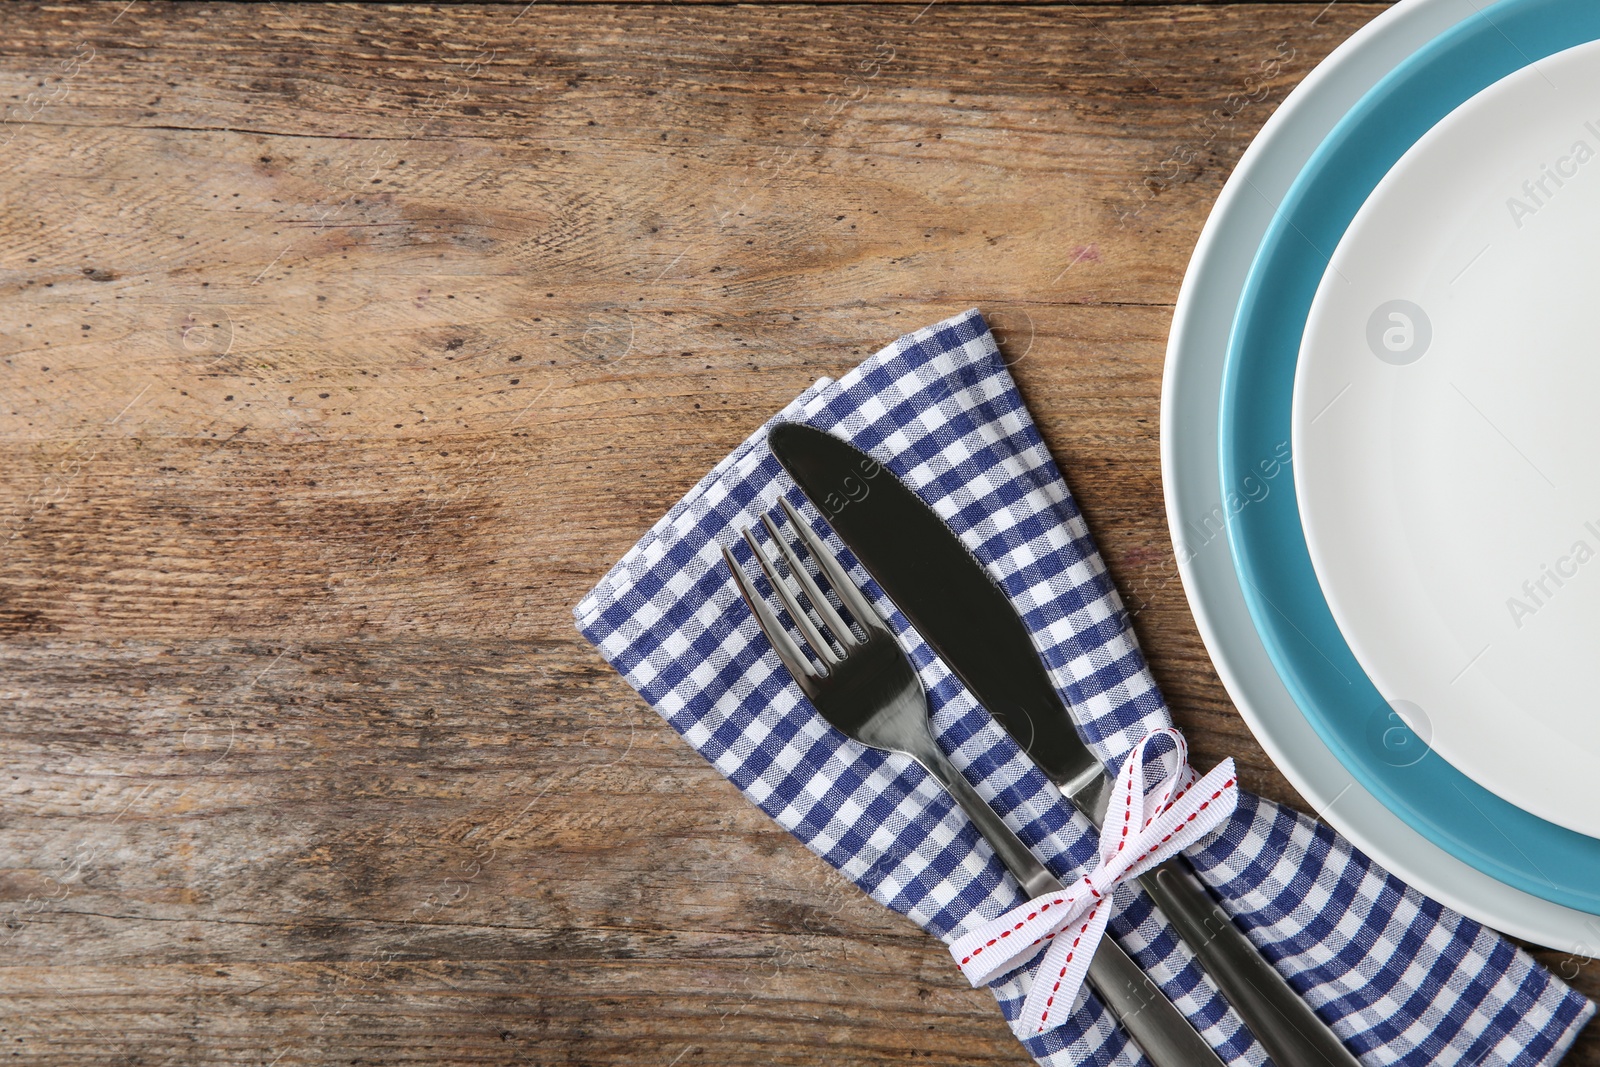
[1139,861,1361,1067]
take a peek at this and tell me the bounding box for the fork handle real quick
[913,746,1225,1067]
[916,746,1059,898]
[1086,936,1229,1067]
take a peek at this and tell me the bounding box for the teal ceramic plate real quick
[1221,0,1600,912]
[1169,0,1600,949]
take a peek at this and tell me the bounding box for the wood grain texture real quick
[3,3,1595,1065]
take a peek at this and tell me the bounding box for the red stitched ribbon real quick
[948,727,1238,1036]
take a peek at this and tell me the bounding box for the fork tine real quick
[779,497,890,639]
[722,544,822,695]
[741,527,841,667]
[762,511,861,651]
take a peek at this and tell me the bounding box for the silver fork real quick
[723,498,1226,1067]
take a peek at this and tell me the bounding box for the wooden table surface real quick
[3,2,1595,1064]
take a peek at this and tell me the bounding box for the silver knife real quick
[770,421,1361,1067]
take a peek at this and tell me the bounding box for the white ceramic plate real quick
[1163,0,1600,949]
[1294,39,1600,839]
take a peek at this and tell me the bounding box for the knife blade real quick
[769,420,1360,1067]
[766,422,1103,790]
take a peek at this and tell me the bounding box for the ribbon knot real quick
[948,727,1239,1036]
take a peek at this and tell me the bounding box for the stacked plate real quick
[1164,0,1600,951]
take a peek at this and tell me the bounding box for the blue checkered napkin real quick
[573,310,1593,1066]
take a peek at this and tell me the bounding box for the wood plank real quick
[7,3,1594,1065]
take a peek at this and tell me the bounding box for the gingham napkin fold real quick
[573,309,1593,1066]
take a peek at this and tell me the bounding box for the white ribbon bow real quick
[948,727,1239,1037]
